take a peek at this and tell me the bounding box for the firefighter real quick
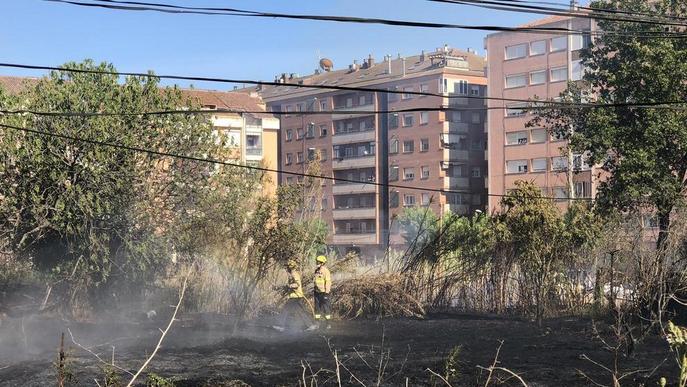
[273,260,310,332]
[313,255,332,329]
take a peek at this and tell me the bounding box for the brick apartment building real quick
[254,47,488,257]
[485,15,598,212]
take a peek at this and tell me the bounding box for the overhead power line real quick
[430,0,687,29]
[2,62,686,110]
[0,122,594,201]
[43,0,687,38]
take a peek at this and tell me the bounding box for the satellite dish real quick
[319,58,334,72]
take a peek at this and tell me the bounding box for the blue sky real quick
[0,0,572,90]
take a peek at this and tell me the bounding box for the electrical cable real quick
[0,122,594,201]
[42,0,687,38]
[429,0,687,29]
[2,62,686,110]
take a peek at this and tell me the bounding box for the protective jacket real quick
[314,266,331,294]
[288,271,304,298]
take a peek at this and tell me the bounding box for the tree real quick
[530,0,687,252]
[0,60,217,312]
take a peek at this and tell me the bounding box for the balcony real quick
[448,94,469,106]
[333,183,377,195]
[332,155,376,170]
[332,129,376,145]
[332,207,377,220]
[332,233,377,245]
[443,148,469,161]
[448,122,469,133]
[444,204,470,215]
[332,104,375,120]
[444,177,471,190]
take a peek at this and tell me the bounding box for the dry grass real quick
[332,273,425,319]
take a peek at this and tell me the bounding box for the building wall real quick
[485,17,596,212]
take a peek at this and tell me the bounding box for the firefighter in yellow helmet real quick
[313,255,332,329]
[274,260,310,332]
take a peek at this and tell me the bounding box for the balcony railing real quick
[246,147,262,156]
[332,207,377,220]
[332,233,377,244]
[332,183,376,195]
[332,103,374,112]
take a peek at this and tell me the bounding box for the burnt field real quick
[0,313,676,386]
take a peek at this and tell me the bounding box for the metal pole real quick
[378,91,390,254]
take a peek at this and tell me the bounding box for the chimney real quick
[368,54,375,67]
[570,0,578,10]
[420,50,426,62]
[387,56,392,75]
[280,73,288,83]
[402,57,406,77]
[444,44,450,53]
[233,86,238,90]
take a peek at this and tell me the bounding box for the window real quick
[346,97,353,107]
[306,124,315,138]
[471,112,481,124]
[404,194,416,206]
[420,83,429,93]
[403,140,414,153]
[420,138,429,152]
[470,85,480,96]
[471,167,481,177]
[573,154,590,171]
[296,103,304,112]
[551,156,568,171]
[454,80,469,95]
[321,197,328,210]
[551,36,567,52]
[505,74,527,88]
[448,164,464,178]
[390,165,399,181]
[531,128,547,143]
[421,166,430,179]
[571,34,591,51]
[402,86,413,99]
[505,103,527,117]
[320,125,328,137]
[448,111,462,122]
[531,158,547,172]
[390,139,399,154]
[296,128,304,140]
[286,129,293,141]
[307,148,316,161]
[643,214,659,228]
[403,168,415,180]
[553,187,568,201]
[421,193,430,206]
[551,130,566,142]
[246,134,261,148]
[402,114,414,127]
[285,105,293,114]
[359,95,367,106]
[390,191,399,208]
[530,40,546,56]
[320,100,327,111]
[575,181,591,198]
[471,140,482,150]
[550,66,568,82]
[420,111,429,125]
[286,153,293,165]
[530,70,546,85]
[505,43,527,59]
[571,60,583,81]
[320,149,328,161]
[297,152,304,164]
[389,113,399,128]
[506,131,528,145]
[286,176,294,184]
[506,160,528,174]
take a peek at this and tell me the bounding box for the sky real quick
[0,0,573,90]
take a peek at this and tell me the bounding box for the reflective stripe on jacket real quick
[314,266,331,294]
[288,271,304,298]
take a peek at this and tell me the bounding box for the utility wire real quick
[43,0,687,38]
[430,0,687,29]
[2,62,686,110]
[0,122,594,201]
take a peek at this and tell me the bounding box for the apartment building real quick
[254,47,488,257]
[485,15,597,212]
[178,89,280,195]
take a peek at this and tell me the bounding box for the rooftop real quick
[251,47,486,102]
[0,76,39,94]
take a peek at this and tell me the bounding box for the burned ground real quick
[0,312,676,386]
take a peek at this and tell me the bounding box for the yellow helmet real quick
[316,255,327,264]
[286,260,298,269]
